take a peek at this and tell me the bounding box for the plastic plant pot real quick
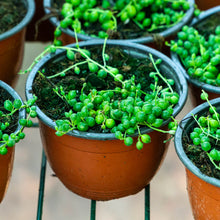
[0,80,26,203]
[174,98,220,220]
[0,0,35,87]
[25,40,188,201]
[26,0,55,41]
[171,6,220,106]
[43,0,195,53]
[195,0,220,11]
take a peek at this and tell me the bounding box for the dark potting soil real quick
[0,88,19,135]
[32,45,174,133]
[182,116,220,180]
[0,0,27,35]
[51,0,183,41]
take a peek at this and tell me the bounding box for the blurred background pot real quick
[175,98,220,220]
[171,6,220,106]
[0,0,35,87]
[43,0,195,54]
[26,0,54,42]
[25,40,188,201]
[0,80,25,203]
[195,0,220,11]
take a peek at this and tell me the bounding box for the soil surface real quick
[0,0,27,35]
[32,45,174,133]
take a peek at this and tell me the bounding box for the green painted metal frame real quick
[36,149,150,220]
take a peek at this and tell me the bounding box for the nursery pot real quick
[171,6,220,106]
[195,0,220,11]
[0,81,25,203]
[0,0,35,86]
[26,40,188,201]
[26,0,54,41]
[43,0,195,53]
[175,98,220,220]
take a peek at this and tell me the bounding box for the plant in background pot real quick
[23,39,187,201]
[170,6,220,106]
[0,0,35,86]
[44,0,196,52]
[0,80,36,203]
[174,91,220,220]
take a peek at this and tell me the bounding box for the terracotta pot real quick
[171,6,220,106]
[26,0,54,41]
[195,0,220,11]
[0,0,35,87]
[175,98,220,220]
[0,147,15,203]
[39,122,170,200]
[0,80,26,203]
[26,40,188,201]
[43,0,195,54]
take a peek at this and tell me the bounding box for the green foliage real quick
[0,96,37,155]
[190,90,220,170]
[170,25,220,87]
[54,0,194,42]
[25,39,180,150]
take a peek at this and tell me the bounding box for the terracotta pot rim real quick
[25,40,188,140]
[174,97,220,188]
[43,0,195,43]
[0,0,35,41]
[170,6,220,94]
[0,80,26,147]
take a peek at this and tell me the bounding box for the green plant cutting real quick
[53,0,199,45]
[21,38,179,150]
[189,90,220,170]
[169,25,220,86]
[0,96,37,155]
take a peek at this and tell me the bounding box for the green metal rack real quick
[36,149,150,220]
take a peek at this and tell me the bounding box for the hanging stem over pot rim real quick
[22,38,188,149]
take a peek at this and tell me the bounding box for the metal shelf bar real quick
[145,185,150,220]
[90,200,96,220]
[36,149,150,220]
[36,150,47,220]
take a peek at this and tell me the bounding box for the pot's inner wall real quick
[194,12,220,38]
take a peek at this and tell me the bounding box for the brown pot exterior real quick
[195,0,220,10]
[0,29,26,87]
[186,169,220,220]
[39,121,169,201]
[0,147,15,203]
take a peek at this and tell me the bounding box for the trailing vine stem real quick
[149,53,174,93]
[20,31,180,150]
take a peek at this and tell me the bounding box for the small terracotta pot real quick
[0,0,35,87]
[175,98,220,220]
[0,80,25,203]
[43,0,195,53]
[26,40,188,200]
[195,0,220,10]
[26,0,54,41]
[171,6,220,106]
